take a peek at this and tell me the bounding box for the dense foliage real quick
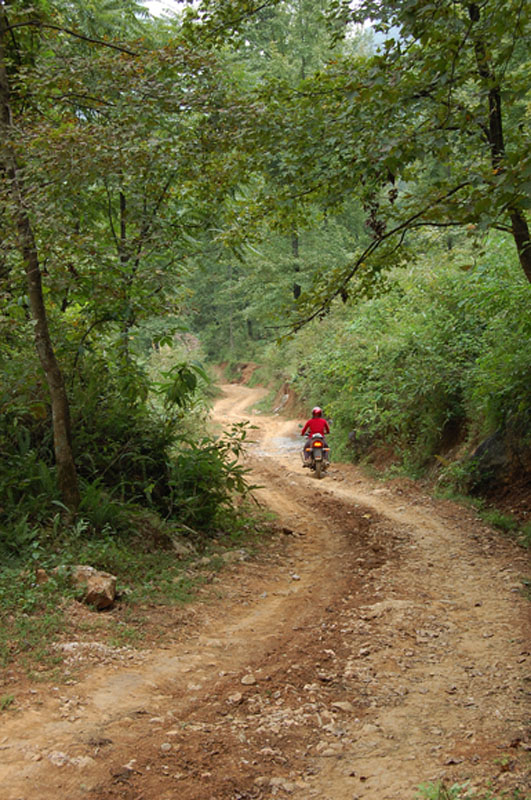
[1,0,529,564]
[271,235,530,481]
[0,0,253,556]
[176,1,530,500]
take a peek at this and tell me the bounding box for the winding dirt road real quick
[1,383,529,800]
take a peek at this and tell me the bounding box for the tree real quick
[232,0,529,326]
[176,1,370,353]
[1,2,81,512]
[0,0,235,513]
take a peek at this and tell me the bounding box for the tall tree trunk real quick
[119,188,132,359]
[469,3,531,282]
[510,211,531,282]
[0,11,80,514]
[228,262,234,353]
[292,231,301,299]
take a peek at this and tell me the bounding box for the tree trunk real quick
[510,210,531,283]
[469,3,531,283]
[20,215,80,512]
[228,262,234,353]
[0,11,80,514]
[292,231,301,299]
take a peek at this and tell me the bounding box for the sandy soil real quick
[0,383,529,800]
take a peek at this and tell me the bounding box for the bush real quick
[0,342,252,553]
[264,234,530,478]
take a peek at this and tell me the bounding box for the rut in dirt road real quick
[0,383,529,800]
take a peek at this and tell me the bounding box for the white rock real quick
[49,751,69,767]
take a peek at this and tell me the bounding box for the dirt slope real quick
[1,383,529,800]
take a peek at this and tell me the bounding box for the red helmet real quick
[312,406,322,417]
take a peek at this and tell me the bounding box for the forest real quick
[0,0,529,639]
[1,4,530,798]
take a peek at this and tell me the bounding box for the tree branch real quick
[104,179,119,253]
[4,21,138,56]
[293,182,471,331]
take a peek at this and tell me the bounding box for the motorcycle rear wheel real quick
[315,460,323,479]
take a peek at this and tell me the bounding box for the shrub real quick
[0,342,252,552]
[275,235,530,476]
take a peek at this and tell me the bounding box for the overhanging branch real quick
[293,182,471,331]
[4,20,138,56]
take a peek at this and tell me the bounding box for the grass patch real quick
[108,623,145,649]
[520,578,531,602]
[480,509,519,533]
[433,490,530,551]
[0,502,271,678]
[517,522,531,550]
[0,694,15,712]
[246,387,277,414]
[478,509,531,551]
[0,568,74,670]
[416,781,529,799]
[434,484,485,510]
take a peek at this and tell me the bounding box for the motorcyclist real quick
[301,406,330,463]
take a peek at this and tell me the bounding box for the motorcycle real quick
[301,432,330,478]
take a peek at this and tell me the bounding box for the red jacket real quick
[301,417,330,437]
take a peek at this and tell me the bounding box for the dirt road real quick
[1,383,529,800]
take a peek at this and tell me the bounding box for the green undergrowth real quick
[0,502,270,679]
[254,234,530,484]
[433,485,530,550]
[251,388,278,414]
[479,509,519,534]
[0,337,254,545]
[519,523,531,550]
[0,338,268,681]
[0,694,15,712]
[416,781,529,799]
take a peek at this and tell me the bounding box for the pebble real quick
[332,701,354,712]
[241,675,257,685]
[316,741,343,755]
[320,747,342,757]
[270,777,297,792]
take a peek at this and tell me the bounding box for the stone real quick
[171,539,195,557]
[241,674,256,685]
[270,777,297,792]
[332,701,355,713]
[71,565,116,610]
[316,741,343,755]
[35,568,49,585]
